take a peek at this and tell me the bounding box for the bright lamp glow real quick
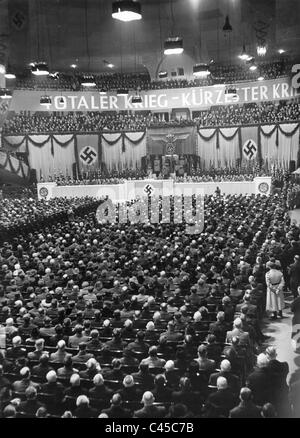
[278,49,285,54]
[257,76,264,81]
[0,89,12,99]
[117,88,129,96]
[238,45,252,61]
[5,73,16,79]
[31,62,49,76]
[164,37,184,55]
[112,1,142,22]
[257,45,267,56]
[249,64,257,71]
[81,76,96,87]
[193,64,211,77]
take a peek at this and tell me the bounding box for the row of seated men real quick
[0,274,294,418]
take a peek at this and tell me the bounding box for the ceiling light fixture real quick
[112,0,142,22]
[164,37,184,55]
[256,45,267,56]
[222,15,232,33]
[81,76,96,87]
[193,63,211,77]
[0,89,12,99]
[132,94,142,104]
[40,95,52,105]
[31,62,49,76]
[117,88,129,96]
[5,72,16,80]
[238,45,251,61]
[158,71,168,79]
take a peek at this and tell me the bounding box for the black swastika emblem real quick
[143,184,155,196]
[79,146,97,165]
[12,11,26,30]
[243,139,257,160]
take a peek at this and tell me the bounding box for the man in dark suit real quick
[204,376,237,417]
[17,386,45,416]
[289,256,300,299]
[265,346,290,416]
[172,377,204,416]
[41,370,64,403]
[132,363,155,390]
[209,359,241,396]
[133,391,166,418]
[88,373,113,401]
[246,353,272,405]
[209,311,228,343]
[101,393,131,418]
[229,387,261,418]
[127,331,149,356]
[291,286,300,353]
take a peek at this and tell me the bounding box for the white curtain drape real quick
[197,129,218,169]
[260,125,277,165]
[52,135,76,176]
[102,134,123,171]
[2,135,27,153]
[27,136,53,180]
[219,127,240,167]
[123,132,146,169]
[277,123,299,168]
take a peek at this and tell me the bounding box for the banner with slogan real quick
[9,77,300,113]
[147,126,197,156]
[75,134,100,176]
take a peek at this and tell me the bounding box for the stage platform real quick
[37,177,272,201]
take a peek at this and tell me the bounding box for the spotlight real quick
[158,71,168,79]
[5,73,16,80]
[40,95,52,105]
[81,76,96,87]
[164,37,184,55]
[238,45,252,61]
[31,62,49,76]
[193,63,211,77]
[257,45,267,56]
[132,95,142,104]
[112,1,142,22]
[117,88,129,96]
[0,89,12,99]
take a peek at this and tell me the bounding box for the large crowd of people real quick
[0,181,299,418]
[194,101,300,128]
[3,100,300,135]
[13,60,291,92]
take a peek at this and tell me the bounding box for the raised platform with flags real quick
[37,176,272,201]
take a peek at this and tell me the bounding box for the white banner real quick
[9,77,300,112]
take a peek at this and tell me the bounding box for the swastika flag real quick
[240,126,259,162]
[76,134,99,173]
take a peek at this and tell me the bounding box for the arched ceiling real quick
[7,0,300,78]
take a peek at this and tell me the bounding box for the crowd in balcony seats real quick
[2,99,300,135]
[12,60,291,92]
[0,181,299,418]
[193,101,300,127]
[2,112,151,135]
